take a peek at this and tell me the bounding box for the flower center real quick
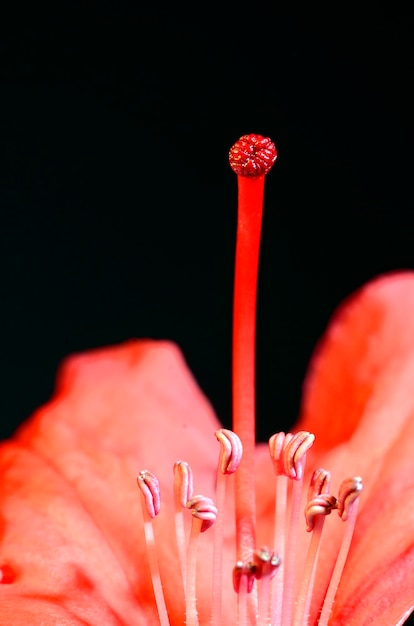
[137,428,362,626]
[136,135,363,625]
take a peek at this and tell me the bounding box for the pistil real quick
[229,134,277,570]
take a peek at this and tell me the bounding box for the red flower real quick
[1,272,414,625]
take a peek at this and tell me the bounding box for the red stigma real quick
[229,134,277,177]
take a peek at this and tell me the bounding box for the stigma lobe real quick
[229,133,277,177]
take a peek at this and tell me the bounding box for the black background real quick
[1,14,413,441]
[1,11,413,623]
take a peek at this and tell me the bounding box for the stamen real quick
[186,495,218,533]
[215,428,243,475]
[253,546,280,581]
[211,429,243,626]
[138,469,161,518]
[283,430,315,480]
[173,461,193,587]
[268,432,290,626]
[186,495,217,626]
[318,477,363,626]
[308,467,331,500]
[137,470,170,626]
[294,490,338,626]
[253,547,280,626]
[305,494,338,533]
[337,476,363,521]
[269,431,293,476]
[233,561,257,626]
[229,135,277,591]
[281,432,315,626]
[233,561,257,594]
[174,460,194,508]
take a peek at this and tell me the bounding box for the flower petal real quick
[0,340,221,625]
[297,271,414,456]
[296,272,414,624]
[330,411,414,625]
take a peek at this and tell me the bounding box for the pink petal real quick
[0,340,222,624]
[296,272,414,624]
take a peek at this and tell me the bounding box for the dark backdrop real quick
[1,14,413,443]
